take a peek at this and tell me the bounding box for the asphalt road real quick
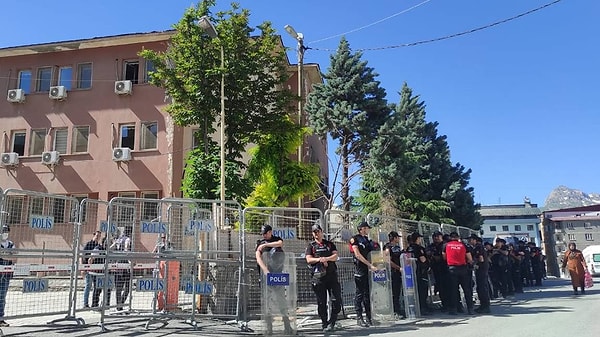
[1,277,598,337]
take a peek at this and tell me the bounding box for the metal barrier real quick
[440,224,478,239]
[240,206,322,328]
[0,189,81,325]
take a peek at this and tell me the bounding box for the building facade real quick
[479,198,543,246]
[0,31,326,215]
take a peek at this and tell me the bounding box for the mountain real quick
[544,185,600,210]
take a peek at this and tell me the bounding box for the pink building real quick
[0,31,327,214]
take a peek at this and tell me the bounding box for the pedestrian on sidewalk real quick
[561,242,588,295]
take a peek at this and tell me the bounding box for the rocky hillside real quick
[544,185,600,210]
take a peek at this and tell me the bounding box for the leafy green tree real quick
[141,1,315,203]
[305,37,390,211]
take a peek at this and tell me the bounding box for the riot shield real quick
[261,251,296,336]
[400,254,420,319]
[369,250,393,320]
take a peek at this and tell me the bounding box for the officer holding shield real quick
[350,221,378,328]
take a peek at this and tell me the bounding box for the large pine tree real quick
[305,37,390,211]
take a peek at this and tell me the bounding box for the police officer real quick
[0,225,14,327]
[490,238,510,298]
[305,224,342,332]
[443,232,474,315]
[384,231,405,319]
[427,231,449,312]
[350,221,378,327]
[468,234,490,314]
[256,225,292,335]
[405,232,431,315]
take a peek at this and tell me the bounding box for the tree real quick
[141,1,316,203]
[305,37,390,211]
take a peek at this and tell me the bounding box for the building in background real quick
[479,198,543,246]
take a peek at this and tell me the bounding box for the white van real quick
[582,245,600,276]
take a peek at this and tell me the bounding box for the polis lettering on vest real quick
[29,215,54,230]
[140,221,167,233]
[271,228,296,240]
[267,273,290,286]
[23,279,48,293]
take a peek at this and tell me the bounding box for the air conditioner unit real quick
[49,86,67,100]
[0,152,19,166]
[112,147,132,162]
[41,151,60,165]
[7,89,25,103]
[114,80,132,95]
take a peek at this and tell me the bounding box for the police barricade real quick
[87,197,242,332]
[261,251,296,336]
[400,254,420,319]
[323,209,367,318]
[240,207,322,331]
[368,250,393,321]
[0,189,81,325]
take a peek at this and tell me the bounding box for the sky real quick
[1,0,598,207]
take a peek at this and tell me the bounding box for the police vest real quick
[445,240,467,266]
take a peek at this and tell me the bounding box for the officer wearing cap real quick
[0,225,14,327]
[443,231,474,315]
[468,234,490,314]
[255,224,291,334]
[490,238,510,298]
[305,224,342,332]
[350,221,378,327]
[427,230,450,312]
[383,231,405,319]
[405,231,431,315]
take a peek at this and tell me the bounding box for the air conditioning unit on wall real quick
[49,86,67,100]
[41,151,60,165]
[7,89,25,103]
[112,147,132,162]
[0,152,19,166]
[114,80,132,95]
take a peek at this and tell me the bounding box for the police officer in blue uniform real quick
[384,231,405,319]
[305,224,342,332]
[350,221,378,327]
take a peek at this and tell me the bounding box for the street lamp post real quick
[284,24,306,209]
[199,16,226,224]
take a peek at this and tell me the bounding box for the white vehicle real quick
[582,245,600,276]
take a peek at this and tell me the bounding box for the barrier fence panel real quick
[241,207,322,328]
[0,189,80,324]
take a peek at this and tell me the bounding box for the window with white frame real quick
[141,191,159,221]
[527,225,534,231]
[143,59,155,83]
[11,131,26,156]
[58,66,72,90]
[77,63,92,89]
[72,126,89,153]
[489,226,497,232]
[584,222,592,229]
[140,122,157,150]
[515,225,521,231]
[30,129,46,156]
[567,234,576,241]
[53,128,68,154]
[566,222,574,230]
[120,124,136,150]
[36,67,52,92]
[585,233,593,241]
[124,60,139,84]
[18,70,32,94]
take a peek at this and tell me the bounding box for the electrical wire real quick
[308,0,433,45]
[311,0,562,52]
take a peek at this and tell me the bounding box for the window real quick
[566,222,574,230]
[142,191,159,221]
[6,195,24,225]
[58,67,72,90]
[18,70,32,94]
[11,131,26,156]
[585,233,593,241]
[53,128,68,154]
[37,67,52,92]
[52,198,66,224]
[502,225,509,231]
[116,192,136,224]
[489,226,497,232]
[143,59,155,83]
[584,222,592,229]
[555,223,562,230]
[527,225,534,231]
[72,126,89,153]
[140,122,157,150]
[192,128,200,149]
[124,60,139,84]
[77,63,92,89]
[514,225,521,231]
[120,124,135,150]
[568,234,576,241]
[29,129,46,156]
